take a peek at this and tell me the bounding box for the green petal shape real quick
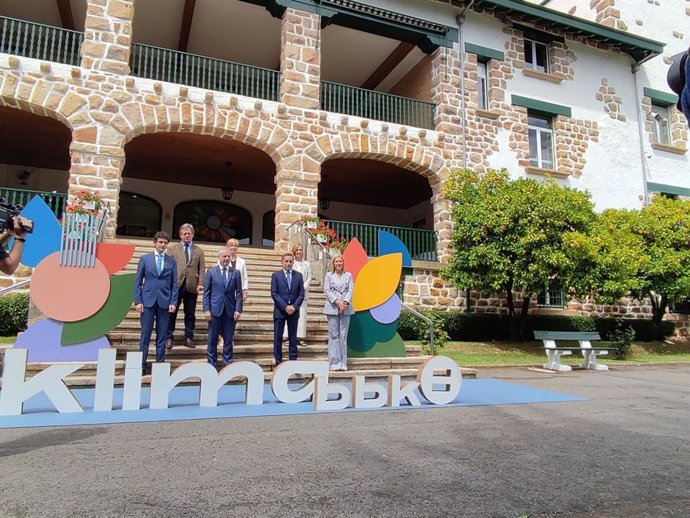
[347,310,397,352]
[349,333,406,358]
[61,273,135,345]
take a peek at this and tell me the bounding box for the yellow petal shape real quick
[352,253,402,312]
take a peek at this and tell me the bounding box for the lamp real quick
[221,187,234,200]
[221,161,234,200]
[17,170,31,186]
[319,198,331,210]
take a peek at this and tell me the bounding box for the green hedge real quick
[398,311,675,342]
[0,293,29,336]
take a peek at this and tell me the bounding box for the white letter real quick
[313,376,351,411]
[271,361,329,404]
[149,361,264,409]
[0,349,83,415]
[94,348,117,412]
[351,375,387,409]
[122,352,143,411]
[387,374,421,407]
[417,356,462,405]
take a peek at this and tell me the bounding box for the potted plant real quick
[326,237,348,254]
[66,190,104,217]
[300,215,321,229]
[312,224,336,244]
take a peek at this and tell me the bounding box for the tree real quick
[566,196,690,325]
[441,168,596,338]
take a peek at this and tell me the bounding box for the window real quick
[116,192,161,238]
[528,112,555,169]
[477,61,488,110]
[538,281,565,308]
[651,104,671,146]
[173,200,252,244]
[525,39,548,73]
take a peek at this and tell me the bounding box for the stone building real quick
[0,0,688,327]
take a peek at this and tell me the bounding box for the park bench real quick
[533,331,617,372]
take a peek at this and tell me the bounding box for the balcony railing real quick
[325,220,437,261]
[130,43,281,102]
[321,81,436,130]
[0,187,66,219]
[0,16,82,66]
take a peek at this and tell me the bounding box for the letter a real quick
[0,349,83,415]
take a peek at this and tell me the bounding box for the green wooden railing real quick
[0,16,83,66]
[325,220,437,261]
[0,187,66,219]
[130,43,281,102]
[321,81,436,129]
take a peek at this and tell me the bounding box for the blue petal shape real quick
[378,230,412,267]
[14,319,110,362]
[19,196,62,267]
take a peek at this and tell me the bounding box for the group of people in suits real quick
[133,225,354,374]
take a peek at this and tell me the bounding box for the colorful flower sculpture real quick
[13,196,135,362]
[344,231,413,358]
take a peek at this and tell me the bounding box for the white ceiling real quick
[0,0,429,92]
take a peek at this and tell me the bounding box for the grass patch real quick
[0,336,15,345]
[412,340,690,366]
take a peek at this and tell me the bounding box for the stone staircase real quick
[21,238,475,384]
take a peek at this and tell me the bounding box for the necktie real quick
[184,244,191,263]
[222,267,228,286]
[286,270,292,290]
[156,254,163,274]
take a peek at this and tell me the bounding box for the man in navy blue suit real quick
[203,247,243,368]
[271,253,305,364]
[134,231,178,374]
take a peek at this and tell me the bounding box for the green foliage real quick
[397,311,448,354]
[568,196,690,323]
[607,319,635,359]
[0,293,29,336]
[441,168,596,335]
[399,311,673,342]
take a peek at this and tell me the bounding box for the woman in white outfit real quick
[283,244,312,346]
[323,255,354,371]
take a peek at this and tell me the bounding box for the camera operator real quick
[0,216,30,275]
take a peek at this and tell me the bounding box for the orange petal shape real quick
[31,253,111,322]
[352,253,402,312]
[96,243,136,275]
[342,237,369,281]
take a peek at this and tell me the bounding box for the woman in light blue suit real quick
[323,255,354,371]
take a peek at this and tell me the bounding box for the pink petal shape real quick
[342,237,369,281]
[96,243,136,274]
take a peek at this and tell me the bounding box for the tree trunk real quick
[519,293,532,340]
[651,293,668,325]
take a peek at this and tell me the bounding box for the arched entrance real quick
[122,132,276,245]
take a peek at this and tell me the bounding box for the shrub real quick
[607,319,635,359]
[398,311,448,354]
[0,293,29,336]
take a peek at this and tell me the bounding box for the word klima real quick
[0,349,461,416]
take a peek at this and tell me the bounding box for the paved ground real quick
[0,365,688,518]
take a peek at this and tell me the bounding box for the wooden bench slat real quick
[533,331,601,341]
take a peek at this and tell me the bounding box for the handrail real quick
[0,278,30,296]
[401,302,435,356]
[0,16,83,66]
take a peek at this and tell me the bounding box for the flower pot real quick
[316,234,327,243]
[306,221,317,229]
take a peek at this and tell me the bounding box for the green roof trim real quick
[647,182,690,197]
[247,0,457,52]
[465,43,504,61]
[643,88,679,107]
[468,0,664,62]
[511,95,572,117]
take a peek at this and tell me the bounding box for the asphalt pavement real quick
[0,365,688,518]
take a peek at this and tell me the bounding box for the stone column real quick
[280,8,321,110]
[274,155,320,253]
[69,140,126,238]
[431,47,463,135]
[81,0,134,74]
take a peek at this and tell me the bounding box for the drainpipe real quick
[457,0,475,169]
[632,62,651,206]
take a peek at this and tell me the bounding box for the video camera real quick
[0,197,34,235]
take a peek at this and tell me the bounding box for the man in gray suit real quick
[134,231,178,374]
[166,223,206,349]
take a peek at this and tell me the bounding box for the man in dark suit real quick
[134,231,178,374]
[166,223,206,349]
[271,253,305,364]
[203,247,243,368]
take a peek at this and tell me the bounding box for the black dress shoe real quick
[184,338,195,349]
[165,338,173,350]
